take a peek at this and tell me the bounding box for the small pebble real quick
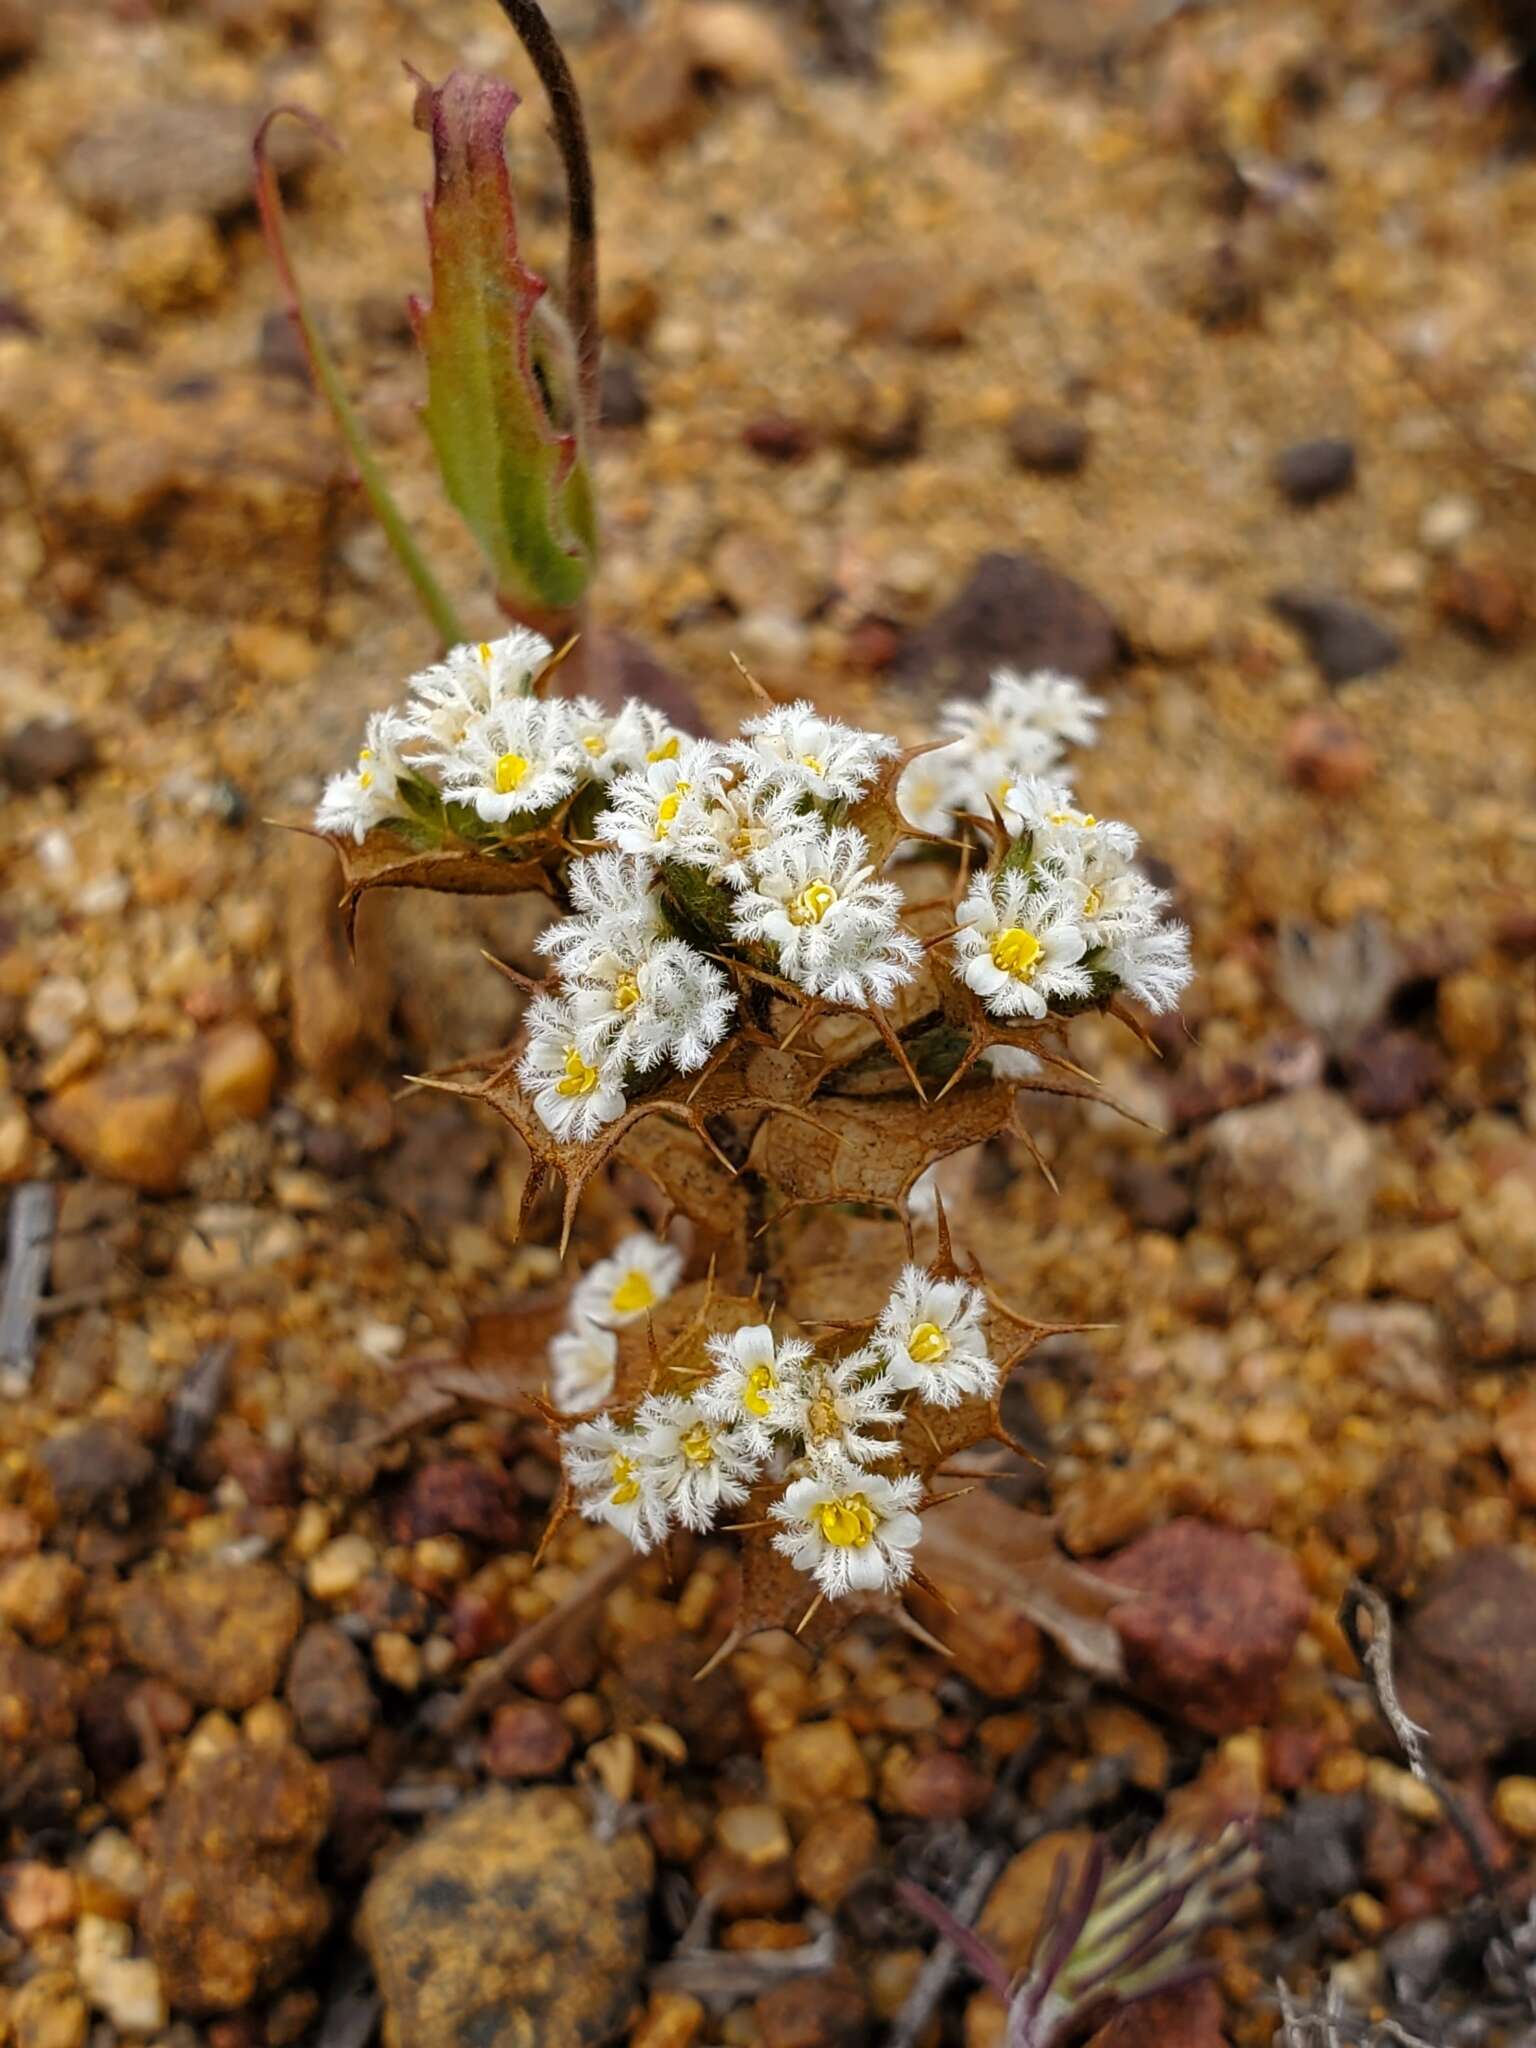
[373,1631,422,1692]
[1271,435,1355,506]
[1493,1776,1536,1842]
[1005,406,1089,475]
[306,1534,376,1602]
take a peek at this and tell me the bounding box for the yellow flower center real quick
[1048,808,1096,828]
[655,780,690,839]
[789,880,837,927]
[990,926,1043,980]
[813,1493,876,1548]
[801,753,826,777]
[478,642,493,662]
[1082,884,1103,919]
[358,770,374,791]
[609,1453,640,1506]
[610,1268,654,1316]
[908,1321,951,1364]
[582,733,607,755]
[612,971,642,1012]
[495,751,530,794]
[680,1421,716,1465]
[744,1363,776,1417]
[555,1045,600,1098]
[647,735,680,763]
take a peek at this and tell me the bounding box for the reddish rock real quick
[881,1748,990,1821]
[484,1699,574,1781]
[1436,557,1526,646]
[1099,1519,1309,1735]
[743,412,817,462]
[755,1965,869,2048]
[389,1460,521,1547]
[1283,710,1375,796]
[1395,1548,1536,1769]
[1087,1980,1229,2047]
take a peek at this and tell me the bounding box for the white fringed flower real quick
[549,1321,618,1412]
[1102,915,1193,1014]
[435,697,581,824]
[731,701,897,804]
[538,854,663,980]
[518,994,628,1143]
[897,750,963,838]
[566,934,732,1076]
[1001,776,1139,867]
[668,781,822,892]
[636,1394,762,1532]
[564,1414,669,1550]
[698,1325,814,1446]
[571,1231,684,1329]
[606,700,687,777]
[934,668,1104,822]
[731,825,920,1007]
[952,870,1089,1020]
[315,710,416,843]
[596,741,730,858]
[873,1264,996,1407]
[770,1463,924,1598]
[763,1347,901,1470]
[404,630,552,748]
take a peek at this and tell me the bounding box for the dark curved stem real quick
[488,0,600,431]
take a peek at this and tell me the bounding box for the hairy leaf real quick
[410,69,598,617]
[323,827,559,947]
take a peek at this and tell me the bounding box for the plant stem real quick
[488,0,601,434]
[253,108,466,650]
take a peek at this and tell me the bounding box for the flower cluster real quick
[561,1262,996,1599]
[897,666,1104,838]
[315,633,1192,1149]
[314,629,677,845]
[952,775,1190,1018]
[546,1229,683,1412]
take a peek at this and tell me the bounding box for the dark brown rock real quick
[1340,1028,1444,1120]
[600,356,652,429]
[286,1625,377,1756]
[358,1786,653,2048]
[754,1966,869,2048]
[1099,1519,1309,1735]
[143,1730,331,2013]
[1271,436,1355,506]
[1396,1548,1536,1770]
[0,1632,77,1818]
[1110,1160,1194,1235]
[882,1748,990,1820]
[38,1421,156,1525]
[1006,407,1090,475]
[56,99,317,226]
[0,0,40,67]
[484,1699,574,1780]
[1270,589,1402,684]
[890,550,1119,702]
[114,1563,302,1710]
[0,718,96,791]
[388,1460,521,1547]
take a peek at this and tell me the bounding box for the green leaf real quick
[409,68,598,618]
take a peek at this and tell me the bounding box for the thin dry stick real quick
[442,1538,637,1733]
[488,0,600,429]
[0,1184,54,1392]
[1339,1579,1502,1903]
